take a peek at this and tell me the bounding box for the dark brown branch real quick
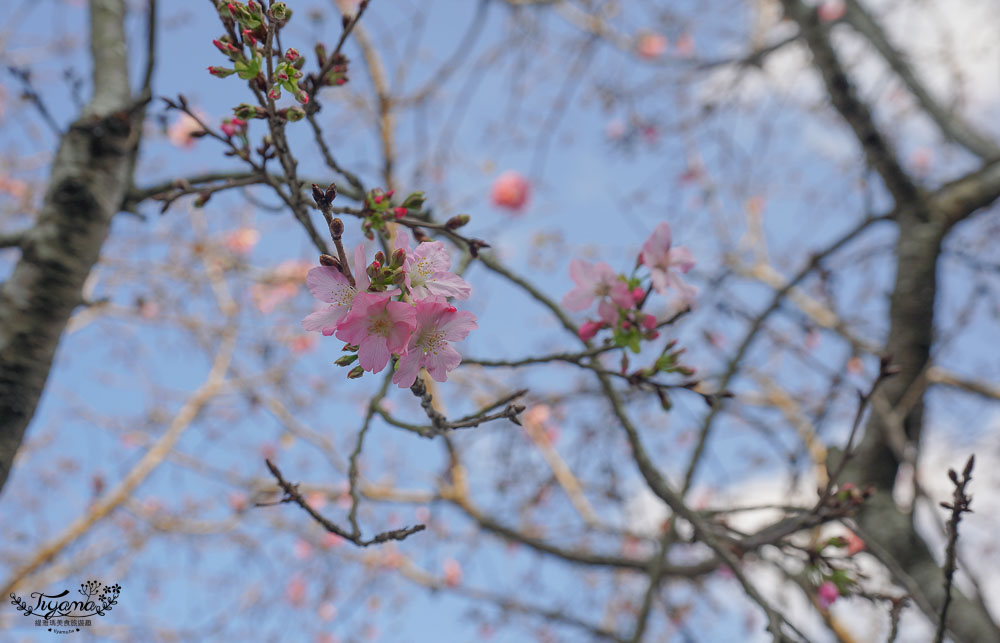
[262,458,424,547]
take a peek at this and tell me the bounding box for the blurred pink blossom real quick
[223,227,260,254]
[490,171,530,212]
[442,558,463,587]
[818,0,846,22]
[167,112,206,148]
[817,580,839,609]
[636,32,668,60]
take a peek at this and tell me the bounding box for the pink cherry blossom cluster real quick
[302,232,477,388]
[562,222,696,346]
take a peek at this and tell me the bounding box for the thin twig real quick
[934,454,975,643]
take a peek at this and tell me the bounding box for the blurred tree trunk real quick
[781,1,1000,639]
[0,0,145,494]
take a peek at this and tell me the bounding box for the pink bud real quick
[385,190,394,198]
[490,171,530,213]
[374,195,383,204]
[642,314,657,330]
[242,29,257,45]
[632,286,645,302]
[817,581,839,610]
[578,321,603,342]
[393,207,407,219]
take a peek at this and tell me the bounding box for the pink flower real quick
[490,171,530,212]
[562,259,635,312]
[167,112,206,148]
[636,33,668,60]
[336,292,416,373]
[817,580,839,610]
[396,233,472,300]
[393,298,477,388]
[818,0,846,22]
[302,245,369,336]
[640,222,697,301]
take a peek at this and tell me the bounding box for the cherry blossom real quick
[335,292,416,373]
[392,297,477,388]
[562,259,635,312]
[396,233,472,300]
[301,245,369,336]
[640,222,697,300]
[490,170,530,212]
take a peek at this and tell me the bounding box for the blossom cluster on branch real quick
[302,232,476,389]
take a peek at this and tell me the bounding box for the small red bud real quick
[393,207,407,219]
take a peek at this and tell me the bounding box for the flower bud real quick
[335,354,358,367]
[329,218,344,239]
[391,270,407,286]
[325,184,337,203]
[393,207,407,219]
[578,321,602,342]
[194,191,212,208]
[285,48,300,61]
[208,66,235,78]
[283,106,306,122]
[242,29,257,45]
[402,191,425,209]
[445,214,470,229]
[312,184,328,208]
[295,90,310,105]
[389,248,406,269]
[319,254,341,269]
[234,102,265,119]
[373,251,386,266]
[347,365,365,379]
[269,2,289,21]
[314,43,327,66]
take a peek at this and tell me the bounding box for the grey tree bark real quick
[0,0,145,494]
[781,1,1000,640]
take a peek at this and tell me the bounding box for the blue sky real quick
[2,1,999,641]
